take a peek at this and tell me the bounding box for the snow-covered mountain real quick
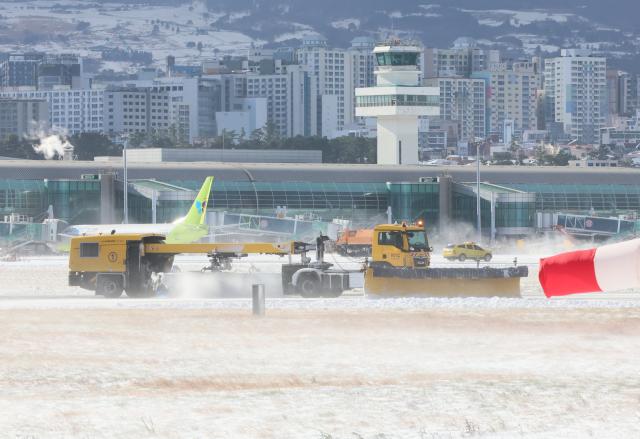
[0,0,638,73]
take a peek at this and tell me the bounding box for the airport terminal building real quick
[2,160,640,242]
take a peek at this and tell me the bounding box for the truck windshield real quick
[407,231,428,251]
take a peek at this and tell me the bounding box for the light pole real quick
[123,135,129,224]
[476,141,481,243]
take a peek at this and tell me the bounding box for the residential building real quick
[37,54,85,90]
[221,74,286,136]
[200,38,372,139]
[349,37,377,133]
[273,47,297,65]
[0,88,103,134]
[350,37,377,90]
[0,53,43,88]
[104,78,199,143]
[320,94,339,138]
[422,38,500,79]
[283,64,319,137]
[216,97,267,137]
[419,117,458,159]
[0,53,85,90]
[48,88,103,134]
[297,37,356,138]
[473,60,540,140]
[425,77,487,143]
[0,98,49,139]
[607,70,638,118]
[544,49,607,144]
[214,64,317,138]
[600,125,640,148]
[197,76,223,139]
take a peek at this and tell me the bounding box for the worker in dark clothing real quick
[316,233,330,263]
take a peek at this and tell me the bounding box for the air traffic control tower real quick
[356,41,439,165]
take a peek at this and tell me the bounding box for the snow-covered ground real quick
[462,9,574,28]
[1,252,640,437]
[2,304,640,437]
[0,0,260,70]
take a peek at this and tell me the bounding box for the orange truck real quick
[335,228,373,256]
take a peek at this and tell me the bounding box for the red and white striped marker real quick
[539,239,640,297]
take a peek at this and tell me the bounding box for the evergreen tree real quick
[69,133,121,160]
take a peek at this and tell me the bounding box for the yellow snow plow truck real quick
[363,223,528,298]
[68,225,528,299]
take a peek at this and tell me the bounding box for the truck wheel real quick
[298,275,320,298]
[97,275,123,298]
[458,254,467,262]
[484,254,492,262]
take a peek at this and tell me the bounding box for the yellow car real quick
[443,242,492,262]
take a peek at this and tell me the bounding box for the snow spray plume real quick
[33,134,74,160]
[431,220,477,248]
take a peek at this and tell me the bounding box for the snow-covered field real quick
[1,253,640,437]
[0,0,260,70]
[462,9,574,28]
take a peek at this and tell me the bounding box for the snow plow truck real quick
[68,223,528,298]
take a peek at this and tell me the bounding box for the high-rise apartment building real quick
[296,37,355,138]
[104,78,199,143]
[545,50,607,144]
[422,38,500,79]
[473,60,540,138]
[48,88,103,134]
[215,65,317,138]
[245,73,289,136]
[607,70,638,118]
[425,77,487,143]
[0,98,49,139]
[286,65,319,137]
[197,76,223,138]
[37,54,85,90]
[350,37,377,90]
[0,89,103,134]
[0,53,43,88]
[0,53,85,90]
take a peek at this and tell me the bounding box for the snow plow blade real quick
[364,265,529,298]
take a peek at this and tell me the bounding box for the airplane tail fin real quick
[182,177,214,226]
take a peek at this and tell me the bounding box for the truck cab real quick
[371,224,431,268]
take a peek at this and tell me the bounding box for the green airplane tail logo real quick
[166,176,214,243]
[183,176,214,225]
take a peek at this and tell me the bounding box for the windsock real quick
[539,239,640,297]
